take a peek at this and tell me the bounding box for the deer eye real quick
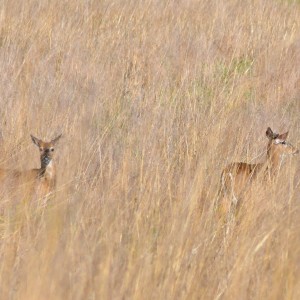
[51,148,54,152]
[281,141,286,145]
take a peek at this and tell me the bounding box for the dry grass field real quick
[0,0,300,299]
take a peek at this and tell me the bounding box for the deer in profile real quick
[0,134,62,201]
[218,127,298,215]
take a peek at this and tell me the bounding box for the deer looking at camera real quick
[29,134,62,195]
[0,134,62,201]
[219,127,298,214]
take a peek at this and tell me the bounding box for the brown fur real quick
[0,134,62,201]
[219,127,298,214]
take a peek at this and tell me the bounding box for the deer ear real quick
[51,134,62,145]
[266,127,274,139]
[278,131,289,140]
[31,135,41,147]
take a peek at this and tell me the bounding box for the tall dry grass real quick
[0,0,300,299]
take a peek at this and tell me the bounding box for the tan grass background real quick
[0,0,300,299]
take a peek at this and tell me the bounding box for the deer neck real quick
[40,159,55,180]
[265,150,282,174]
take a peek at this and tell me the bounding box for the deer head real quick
[266,127,298,158]
[31,134,62,167]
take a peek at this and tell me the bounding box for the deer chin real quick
[42,156,52,166]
